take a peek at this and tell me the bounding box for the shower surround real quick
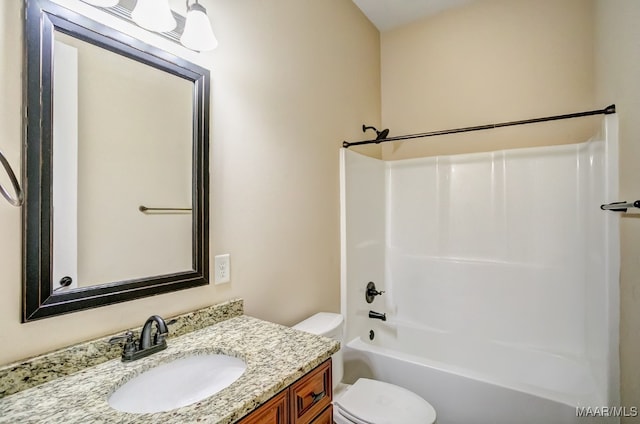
[340,116,620,423]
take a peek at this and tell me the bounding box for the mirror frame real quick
[23,0,210,322]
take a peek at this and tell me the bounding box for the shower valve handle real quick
[365,281,385,303]
[367,287,385,297]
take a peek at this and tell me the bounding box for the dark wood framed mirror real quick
[23,0,210,321]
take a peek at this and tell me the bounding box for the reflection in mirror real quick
[52,31,193,289]
[23,0,210,321]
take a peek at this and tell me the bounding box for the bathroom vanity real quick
[238,359,332,424]
[0,300,338,423]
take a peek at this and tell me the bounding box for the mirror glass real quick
[52,31,193,289]
[23,0,210,321]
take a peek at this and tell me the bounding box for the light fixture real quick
[83,0,119,6]
[131,0,177,33]
[82,0,217,52]
[180,0,218,51]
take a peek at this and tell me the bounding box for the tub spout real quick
[369,310,386,321]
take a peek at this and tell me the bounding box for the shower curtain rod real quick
[342,104,616,148]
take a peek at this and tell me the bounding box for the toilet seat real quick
[334,378,437,424]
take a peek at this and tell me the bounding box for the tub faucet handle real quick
[365,281,385,303]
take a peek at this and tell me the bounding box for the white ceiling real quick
[352,0,477,31]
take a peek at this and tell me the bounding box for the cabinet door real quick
[237,390,289,424]
[290,359,332,424]
[309,406,332,424]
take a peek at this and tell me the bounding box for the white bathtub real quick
[341,321,616,424]
[340,122,621,423]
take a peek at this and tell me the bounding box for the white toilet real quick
[293,312,437,424]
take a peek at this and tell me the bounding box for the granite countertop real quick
[0,315,339,423]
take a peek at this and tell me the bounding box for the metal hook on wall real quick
[0,149,23,207]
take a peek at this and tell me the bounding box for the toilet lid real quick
[334,378,436,424]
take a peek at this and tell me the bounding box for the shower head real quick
[362,125,390,141]
[376,128,389,140]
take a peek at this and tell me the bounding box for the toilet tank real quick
[293,312,344,388]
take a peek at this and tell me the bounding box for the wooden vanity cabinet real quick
[238,390,289,424]
[308,406,332,424]
[238,359,332,424]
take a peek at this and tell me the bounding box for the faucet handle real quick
[365,281,385,303]
[109,331,137,355]
[154,331,168,346]
[154,319,176,343]
[109,330,134,344]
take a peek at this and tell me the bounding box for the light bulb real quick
[83,0,119,6]
[131,0,177,33]
[180,2,218,51]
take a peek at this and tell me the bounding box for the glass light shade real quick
[83,0,119,6]
[180,4,218,51]
[131,0,177,33]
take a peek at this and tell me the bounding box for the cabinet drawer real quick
[238,390,289,424]
[290,359,332,424]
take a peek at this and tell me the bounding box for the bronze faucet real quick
[109,315,169,362]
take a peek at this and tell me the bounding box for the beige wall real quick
[380,0,598,160]
[0,0,380,365]
[595,0,640,421]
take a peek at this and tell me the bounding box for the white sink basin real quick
[108,354,247,413]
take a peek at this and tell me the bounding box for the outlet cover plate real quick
[214,254,230,284]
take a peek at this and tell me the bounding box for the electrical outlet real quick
[214,254,230,284]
